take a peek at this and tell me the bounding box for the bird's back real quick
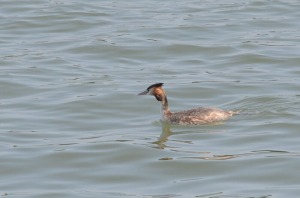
[168,107,236,125]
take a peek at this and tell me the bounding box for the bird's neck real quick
[160,93,171,120]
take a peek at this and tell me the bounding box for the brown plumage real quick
[138,83,239,125]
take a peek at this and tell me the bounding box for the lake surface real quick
[1,0,300,197]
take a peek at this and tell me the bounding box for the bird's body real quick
[164,107,237,125]
[138,83,238,125]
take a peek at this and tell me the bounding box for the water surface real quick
[1,0,300,197]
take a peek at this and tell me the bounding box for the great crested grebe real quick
[138,83,239,125]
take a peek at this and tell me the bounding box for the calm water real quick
[1,0,300,197]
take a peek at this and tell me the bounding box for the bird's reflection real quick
[151,122,239,160]
[152,121,173,149]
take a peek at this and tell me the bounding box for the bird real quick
[138,83,239,125]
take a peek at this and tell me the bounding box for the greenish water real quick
[1,0,300,197]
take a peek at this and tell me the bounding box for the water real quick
[1,0,300,197]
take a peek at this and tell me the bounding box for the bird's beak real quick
[138,90,148,95]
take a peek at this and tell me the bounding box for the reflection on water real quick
[152,122,300,161]
[153,120,227,147]
[152,121,173,149]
